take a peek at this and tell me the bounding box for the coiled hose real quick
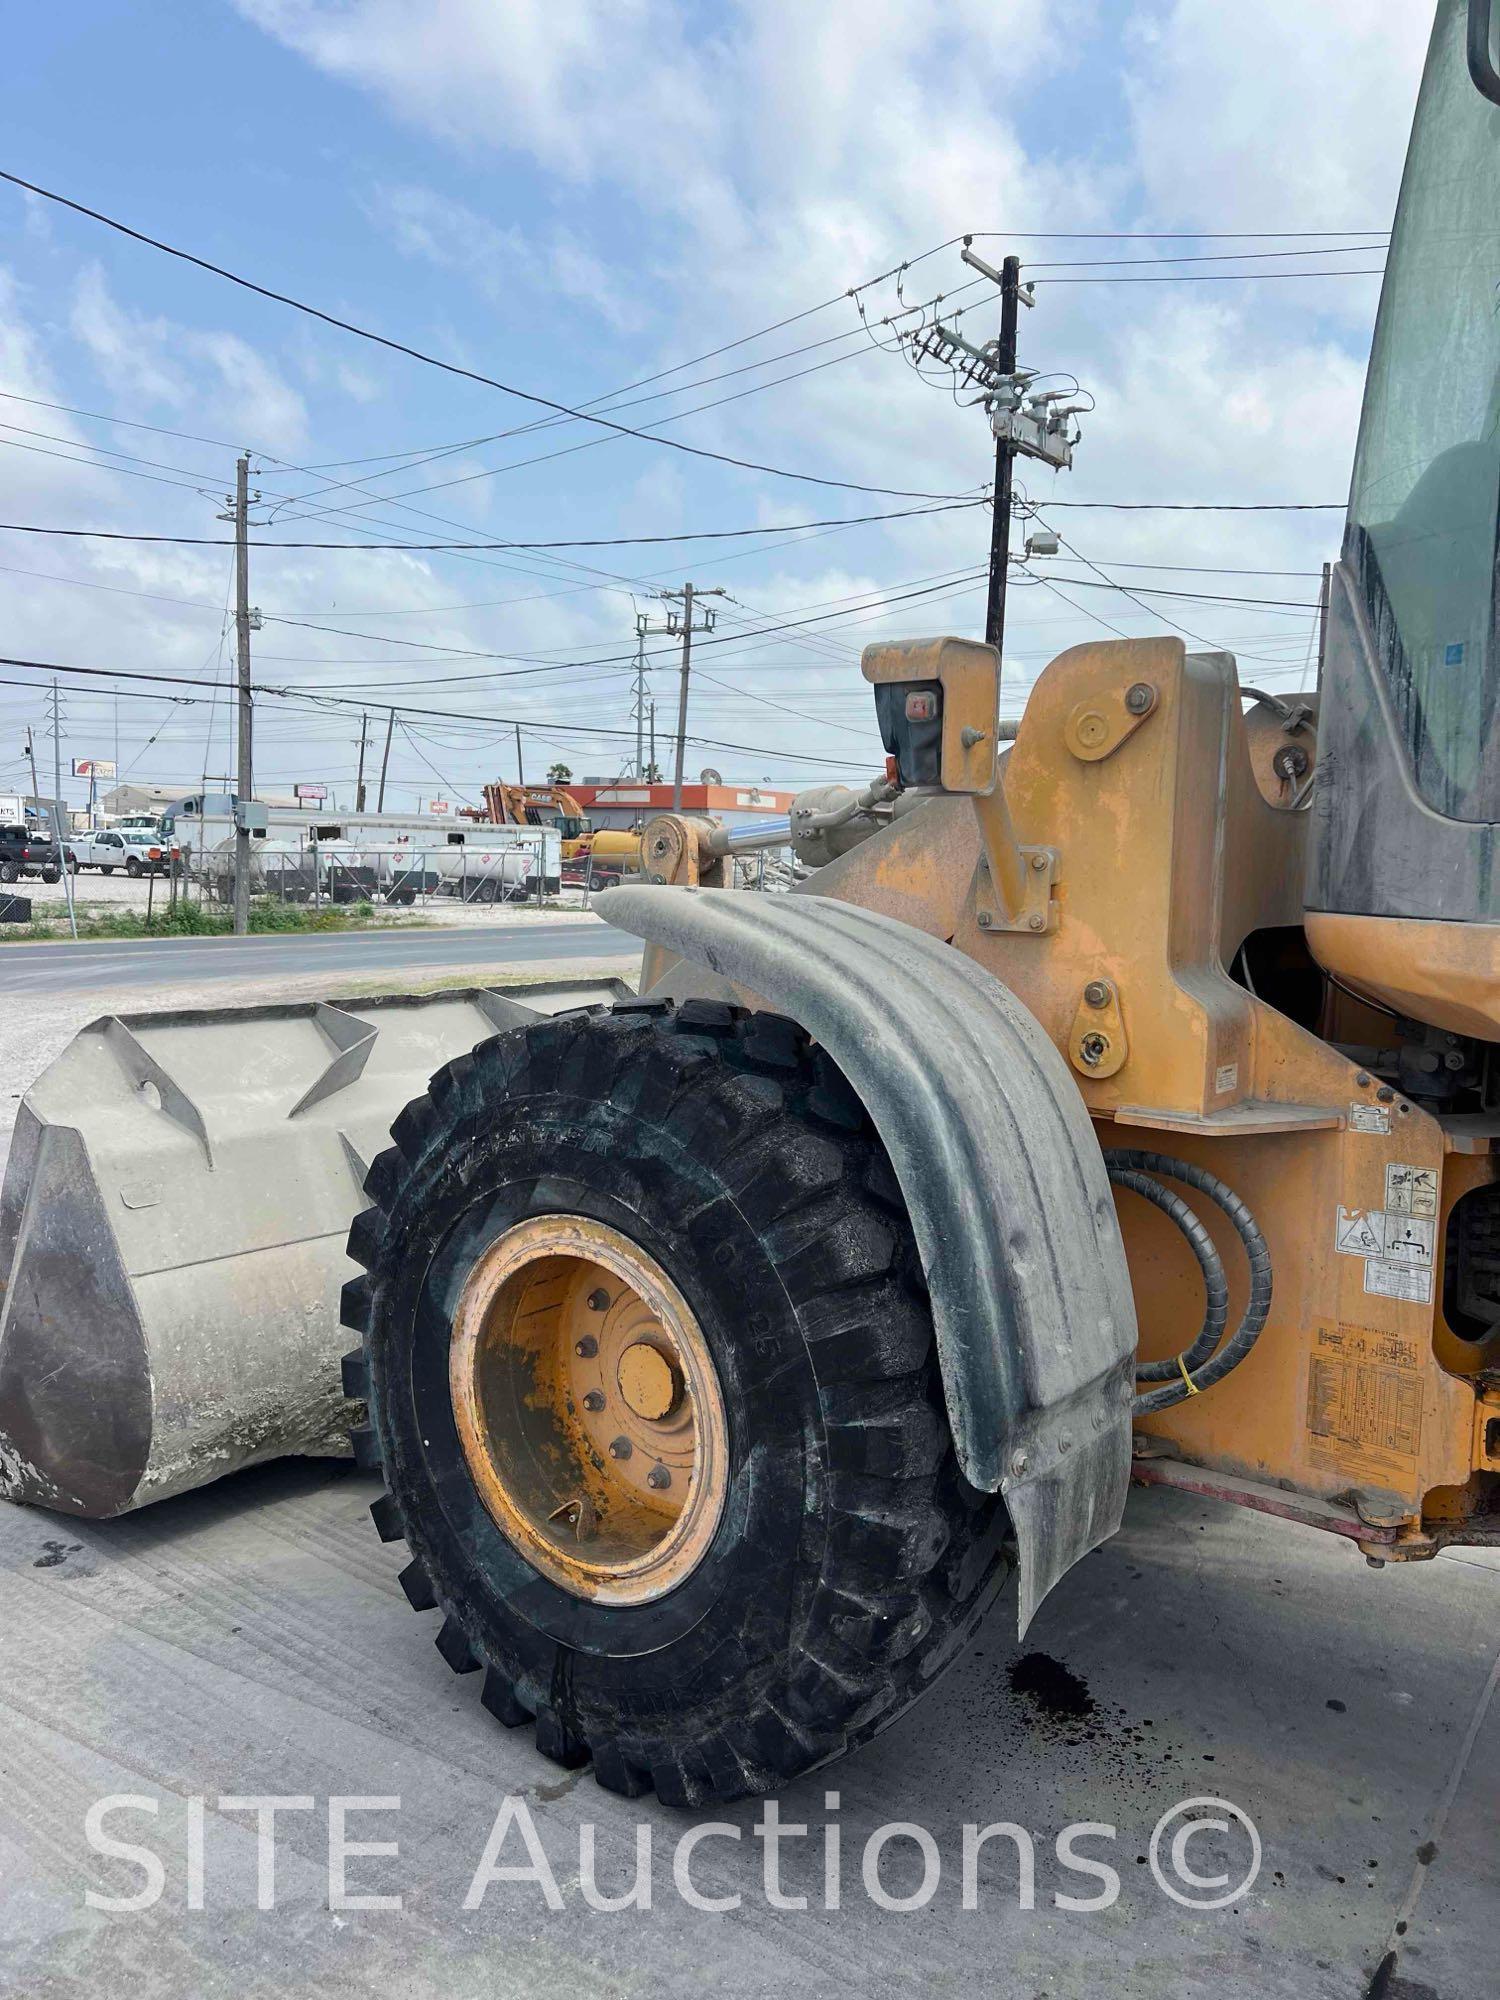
[1102,1148,1273,1415]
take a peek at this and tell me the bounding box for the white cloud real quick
[69,264,309,454]
[1126,0,1431,231]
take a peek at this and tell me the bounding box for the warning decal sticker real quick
[1380,1214,1434,1268]
[1385,1163,1438,1220]
[1363,1260,1433,1306]
[1334,1207,1384,1257]
[1307,1324,1423,1458]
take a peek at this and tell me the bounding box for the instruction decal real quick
[1348,1102,1391,1134]
[1214,1062,1239,1096]
[1307,1323,1423,1458]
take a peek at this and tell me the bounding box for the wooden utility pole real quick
[639,584,725,810]
[23,725,41,821]
[985,255,1022,657]
[355,711,369,813]
[514,722,525,788]
[376,706,396,811]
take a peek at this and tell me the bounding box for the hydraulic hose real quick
[1103,1148,1274,1416]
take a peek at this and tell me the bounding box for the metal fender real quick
[599,884,1137,1627]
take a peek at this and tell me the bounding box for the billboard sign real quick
[71,758,117,779]
[294,783,328,802]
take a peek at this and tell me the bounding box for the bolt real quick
[1083,979,1111,1009]
[1027,912,1046,931]
[1366,1555,1386,1570]
[583,1390,605,1412]
[960,725,987,750]
[1356,1071,1372,1087]
[1444,1050,1466,1071]
[1030,851,1048,872]
[1078,1031,1110,1067]
[978,911,993,929]
[587,1290,610,1313]
[1125,681,1155,715]
[1011,1450,1030,1477]
[1376,1086,1395,1103]
[647,1465,671,1491]
[574,1335,598,1358]
[608,1436,632,1460]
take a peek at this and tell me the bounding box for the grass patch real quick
[2,898,378,943]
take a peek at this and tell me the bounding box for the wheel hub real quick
[449,1213,727,1605]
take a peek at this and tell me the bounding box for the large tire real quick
[125,856,142,878]
[0,862,15,884]
[343,1000,1013,1806]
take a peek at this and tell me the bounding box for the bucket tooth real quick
[102,1017,214,1167]
[288,1004,376,1118]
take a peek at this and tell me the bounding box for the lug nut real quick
[1083,979,1110,1009]
[575,1335,598,1358]
[583,1390,605,1412]
[608,1436,632,1460]
[647,1465,671,1491]
[587,1289,611,1313]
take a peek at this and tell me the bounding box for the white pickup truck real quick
[67,827,172,876]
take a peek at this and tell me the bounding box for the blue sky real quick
[0,0,1433,812]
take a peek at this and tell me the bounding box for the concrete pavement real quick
[0,1469,1494,1999]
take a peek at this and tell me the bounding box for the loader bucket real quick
[0,978,630,1518]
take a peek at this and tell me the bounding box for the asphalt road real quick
[0,920,630,995]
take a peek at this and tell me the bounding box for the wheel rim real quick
[449,1213,728,1605]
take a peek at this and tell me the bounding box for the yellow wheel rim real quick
[449,1213,728,1605]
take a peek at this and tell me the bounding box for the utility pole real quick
[1316,561,1332,684]
[48,680,78,939]
[909,242,1085,687]
[985,255,1022,655]
[649,702,657,784]
[216,453,261,936]
[376,707,396,811]
[23,725,41,821]
[355,711,369,813]
[515,723,525,788]
[638,583,725,810]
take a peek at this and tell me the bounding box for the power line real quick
[0,652,878,769]
[0,496,985,552]
[0,168,974,501]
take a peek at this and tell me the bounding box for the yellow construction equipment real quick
[2,0,1497,1810]
[468,779,643,881]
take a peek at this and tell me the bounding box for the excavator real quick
[465,779,643,883]
[0,0,1496,1812]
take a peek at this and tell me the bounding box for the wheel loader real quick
[1,0,1498,1808]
